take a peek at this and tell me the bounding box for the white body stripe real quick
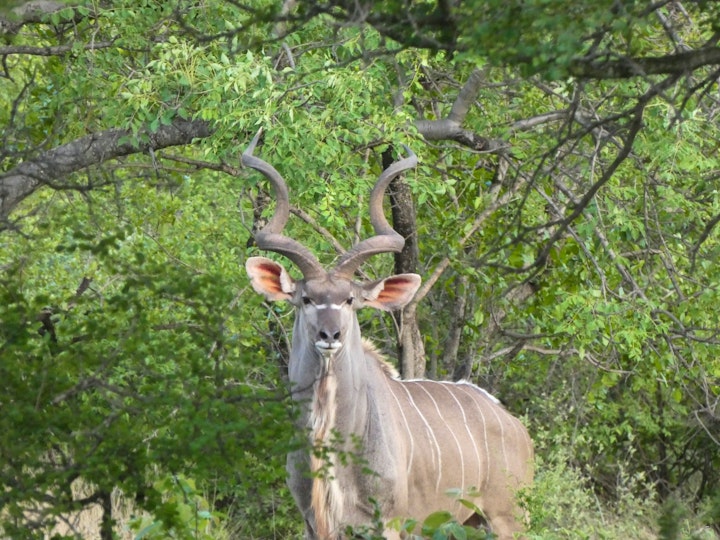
[455,384,491,489]
[396,383,443,492]
[438,382,482,492]
[386,382,415,476]
[485,395,510,472]
[412,382,465,496]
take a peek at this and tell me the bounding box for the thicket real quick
[1,1,718,538]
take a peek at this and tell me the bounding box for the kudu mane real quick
[362,338,400,378]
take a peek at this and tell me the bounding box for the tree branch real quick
[0,119,213,225]
[0,41,115,56]
[1,1,76,37]
[690,211,720,273]
[525,75,681,276]
[412,154,525,307]
[414,68,505,152]
[570,42,720,80]
[447,68,483,123]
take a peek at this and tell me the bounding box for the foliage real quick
[350,498,492,540]
[128,475,223,540]
[0,169,300,538]
[1,0,720,538]
[523,430,657,539]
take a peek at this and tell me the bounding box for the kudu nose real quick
[316,325,342,356]
[318,329,341,342]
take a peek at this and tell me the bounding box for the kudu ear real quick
[246,256,296,302]
[362,274,421,311]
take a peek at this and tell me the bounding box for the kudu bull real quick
[243,130,533,540]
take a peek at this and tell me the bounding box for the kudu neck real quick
[289,312,374,432]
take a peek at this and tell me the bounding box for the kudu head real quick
[243,129,421,363]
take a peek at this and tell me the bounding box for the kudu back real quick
[243,130,533,540]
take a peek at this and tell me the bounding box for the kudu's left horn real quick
[242,128,324,279]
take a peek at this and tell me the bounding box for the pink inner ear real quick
[258,273,283,294]
[365,274,420,311]
[257,261,282,276]
[251,262,283,291]
[377,276,414,301]
[247,258,293,300]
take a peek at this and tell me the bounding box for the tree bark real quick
[0,119,212,225]
[441,274,468,379]
[0,1,67,37]
[569,43,720,80]
[413,68,506,154]
[99,489,113,540]
[384,148,426,378]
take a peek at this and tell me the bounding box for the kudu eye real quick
[302,297,312,306]
[346,297,354,306]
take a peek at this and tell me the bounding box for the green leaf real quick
[422,510,453,533]
[134,521,162,540]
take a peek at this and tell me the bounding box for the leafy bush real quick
[128,475,223,540]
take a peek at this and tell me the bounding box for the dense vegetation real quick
[1,1,719,538]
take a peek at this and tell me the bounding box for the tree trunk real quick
[100,489,112,540]
[384,148,426,378]
[443,274,469,379]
